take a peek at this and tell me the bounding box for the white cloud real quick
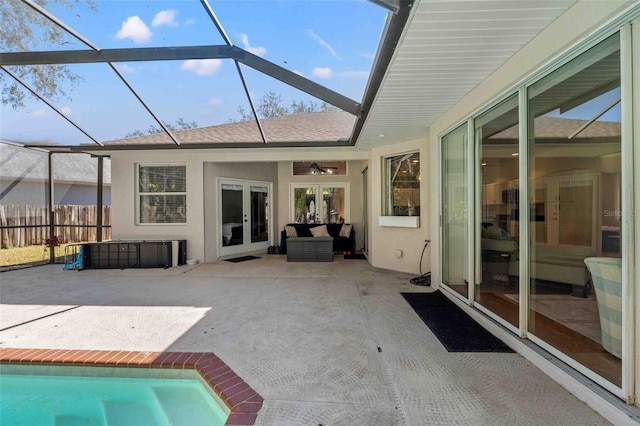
[60,106,72,116]
[239,33,266,57]
[180,59,223,76]
[307,29,341,61]
[312,67,332,79]
[116,16,153,43]
[359,52,375,60]
[29,109,46,117]
[210,97,223,106]
[117,64,137,74]
[292,69,304,77]
[185,19,195,26]
[152,10,178,27]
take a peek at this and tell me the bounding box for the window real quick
[137,165,186,224]
[291,161,347,176]
[382,152,420,216]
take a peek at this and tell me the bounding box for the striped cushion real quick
[584,257,622,358]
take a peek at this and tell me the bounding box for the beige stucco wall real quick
[109,148,368,263]
[276,160,366,250]
[110,150,207,262]
[368,137,430,275]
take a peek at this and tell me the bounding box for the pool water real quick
[0,373,228,425]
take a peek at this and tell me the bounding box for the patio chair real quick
[584,257,622,358]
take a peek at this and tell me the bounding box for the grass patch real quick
[0,244,77,267]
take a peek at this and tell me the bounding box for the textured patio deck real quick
[0,257,612,425]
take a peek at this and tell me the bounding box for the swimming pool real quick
[0,367,228,425]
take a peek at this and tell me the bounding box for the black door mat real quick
[225,255,261,263]
[401,291,514,353]
[344,253,366,259]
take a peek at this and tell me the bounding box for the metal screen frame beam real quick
[1,45,361,116]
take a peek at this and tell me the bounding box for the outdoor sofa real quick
[279,223,355,255]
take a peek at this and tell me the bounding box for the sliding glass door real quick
[475,94,520,328]
[441,123,469,298]
[440,29,628,395]
[527,33,622,388]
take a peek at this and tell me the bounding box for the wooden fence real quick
[0,205,111,249]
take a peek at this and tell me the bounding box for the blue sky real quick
[1,1,387,144]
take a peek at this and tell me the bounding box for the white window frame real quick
[289,183,350,224]
[136,163,187,226]
[379,151,420,228]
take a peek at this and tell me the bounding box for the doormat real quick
[225,255,260,263]
[402,291,514,353]
[344,253,366,259]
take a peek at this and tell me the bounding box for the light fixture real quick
[511,152,519,157]
[378,133,386,138]
[481,162,487,166]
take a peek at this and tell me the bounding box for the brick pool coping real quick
[0,348,262,425]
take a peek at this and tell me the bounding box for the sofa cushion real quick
[339,224,352,238]
[284,225,298,237]
[310,225,331,237]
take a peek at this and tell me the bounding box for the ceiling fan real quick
[309,161,337,174]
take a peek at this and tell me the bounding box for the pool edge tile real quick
[0,348,263,425]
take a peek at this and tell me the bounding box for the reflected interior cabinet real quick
[543,173,597,248]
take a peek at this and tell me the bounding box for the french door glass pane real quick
[250,186,269,243]
[293,187,318,223]
[441,123,469,297]
[321,187,345,223]
[221,184,244,247]
[528,33,621,387]
[476,94,519,327]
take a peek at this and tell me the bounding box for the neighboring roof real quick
[490,116,621,141]
[101,111,356,147]
[0,142,111,184]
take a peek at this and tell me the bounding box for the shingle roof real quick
[491,116,620,140]
[0,142,111,184]
[103,111,356,146]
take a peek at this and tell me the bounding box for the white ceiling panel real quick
[356,0,578,148]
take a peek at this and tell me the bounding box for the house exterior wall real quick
[423,0,638,407]
[110,149,368,263]
[110,150,206,263]
[276,160,366,251]
[368,137,429,275]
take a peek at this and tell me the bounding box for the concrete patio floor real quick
[0,256,613,425]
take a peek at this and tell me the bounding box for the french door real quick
[290,183,349,224]
[218,178,272,257]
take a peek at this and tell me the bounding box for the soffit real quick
[356,0,578,148]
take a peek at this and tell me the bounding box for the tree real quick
[1,0,98,109]
[124,118,198,138]
[231,92,340,122]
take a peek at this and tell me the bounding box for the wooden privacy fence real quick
[0,205,111,249]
